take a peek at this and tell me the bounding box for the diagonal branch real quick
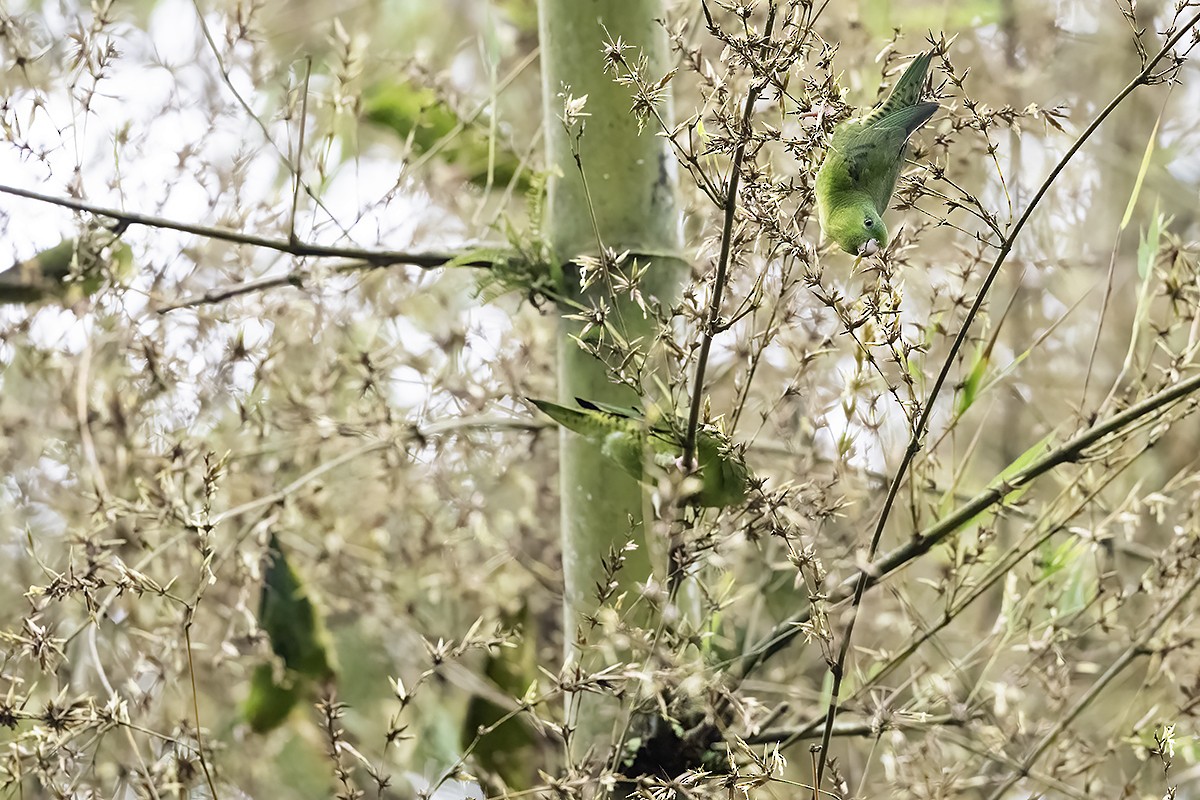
[984,561,1200,800]
[736,367,1200,678]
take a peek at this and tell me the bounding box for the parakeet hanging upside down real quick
[815,50,939,256]
[531,397,750,508]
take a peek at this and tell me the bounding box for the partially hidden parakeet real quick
[0,234,132,305]
[815,50,939,257]
[242,533,338,733]
[531,398,751,508]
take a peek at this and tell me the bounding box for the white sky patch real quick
[26,308,93,353]
[1055,0,1100,36]
[387,364,431,412]
[463,303,509,367]
[147,0,205,68]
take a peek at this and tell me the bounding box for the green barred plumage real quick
[531,398,750,508]
[815,51,939,256]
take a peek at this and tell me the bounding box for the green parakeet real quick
[815,50,939,256]
[242,533,337,733]
[0,234,132,305]
[531,398,751,508]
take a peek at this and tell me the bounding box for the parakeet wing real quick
[574,397,680,446]
[840,102,939,213]
[0,237,134,306]
[839,125,908,183]
[530,398,646,480]
[531,398,627,437]
[573,397,638,419]
[877,102,940,140]
[532,397,752,508]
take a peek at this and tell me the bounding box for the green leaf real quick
[1120,202,1166,376]
[991,430,1055,505]
[363,81,528,191]
[1036,538,1093,617]
[1120,107,1163,231]
[955,343,988,416]
[1137,203,1162,280]
[954,430,1057,535]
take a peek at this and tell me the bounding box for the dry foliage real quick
[1,1,1200,799]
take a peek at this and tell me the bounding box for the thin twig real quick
[682,1,778,467]
[811,12,1200,788]
[184,623,220,800]
[190,0,351,239]
[984,563,1200,800]
[750,440,1150,749]
[750,710,979,743]
[209,439,394,526]
[289,57,313,246]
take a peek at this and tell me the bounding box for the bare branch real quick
[0,182,497,274]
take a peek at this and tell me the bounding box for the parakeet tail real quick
[876,50,935,118]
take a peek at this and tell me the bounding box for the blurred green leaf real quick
[992,431,1055,505]
[951,430,1056,536]
[243,533,337,733]
[1137,203,1163,279]
[955,342,989,417]
[363,81,528,191]
[860,0,1001,34]
[1120,109,1162,231]
[1037,537,1093,616]
[462,605,539,790]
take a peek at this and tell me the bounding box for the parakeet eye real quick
[863,218,874,228]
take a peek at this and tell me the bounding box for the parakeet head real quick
[825,202,887,256]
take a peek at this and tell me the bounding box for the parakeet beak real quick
[852,239,879,271]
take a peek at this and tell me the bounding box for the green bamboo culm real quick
[537,0,687,749]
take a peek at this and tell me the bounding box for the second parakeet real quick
[0,232,132,305]
[531,398,751,508]
[815,50,939,256]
